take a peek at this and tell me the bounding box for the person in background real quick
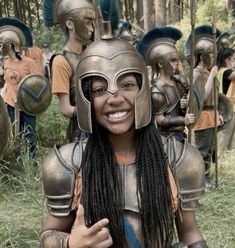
[23,38,44,75]
[43,0,96,142]
[42,43,52,79]
[0,17,41,158]
[217,46,235,155]
[138,26,207,248]
[185,25,221,189]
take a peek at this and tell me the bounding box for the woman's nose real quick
[106,90,124,105]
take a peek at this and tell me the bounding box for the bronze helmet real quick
[75,36,151,133]
[43,0,96,45]
[184,25,221,66]
[138,27,182,67]
[0,17,32,54]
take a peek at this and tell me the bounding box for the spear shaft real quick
[188,0,197,143]
[212,10,219,188]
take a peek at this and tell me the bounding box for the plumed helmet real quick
[75,38,151,133]
[184,24,221,60]
[43,0,96,44]
[217,32,230,50]
[118,21,134,42]
[0,17,32,54]
[137,26,182,67]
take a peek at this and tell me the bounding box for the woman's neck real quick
[108,130,136,165]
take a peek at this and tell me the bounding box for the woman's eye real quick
[122,81,137,89]
[92,87,107,96]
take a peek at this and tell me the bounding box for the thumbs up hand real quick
[68,204,113,248]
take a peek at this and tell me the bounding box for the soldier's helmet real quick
[0,17,32,55]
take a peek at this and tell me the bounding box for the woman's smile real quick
[105,110,130,122]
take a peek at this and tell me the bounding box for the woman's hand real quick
[68,205,113,248]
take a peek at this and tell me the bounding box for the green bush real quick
[36,96,68,148]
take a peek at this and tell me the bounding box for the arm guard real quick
[161,115,185,128]
[42,142,83,217]
[40,230,69,248]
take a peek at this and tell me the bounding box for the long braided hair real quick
[80,76,175,247]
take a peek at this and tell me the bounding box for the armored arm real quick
[40,142,83,248]
[151,86,185,128]
[42,142,83,216]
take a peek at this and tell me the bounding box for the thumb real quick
[75,204,86,227]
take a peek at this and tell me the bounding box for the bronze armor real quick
[42,142,83,216]
[151,77,188,132]
[161,135,205,211]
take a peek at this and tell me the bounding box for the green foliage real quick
[0,143,45,248]
[37,96,69,148]
[32,25,65,51]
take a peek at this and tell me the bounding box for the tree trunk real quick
[35,0,41,27]
[135,0,143,24]
[26,0,32,29]
[232,0,235,17]
[155,0,166,26]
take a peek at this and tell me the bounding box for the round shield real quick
[218,93,233,131]
[0,95,10,159]
[187,75,206,129]
[17,74,52,116]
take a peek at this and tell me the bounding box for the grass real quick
[197,150,235,247]
[0,128,235,247]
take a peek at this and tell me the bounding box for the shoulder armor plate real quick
[161,136,205,211]
[151,84,168,114]
[42,142,83,216]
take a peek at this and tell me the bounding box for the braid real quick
[81,125,125,247]
[136,123,175,247]
[81,78,175,247]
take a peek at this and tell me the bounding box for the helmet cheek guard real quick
[75,38,152,133]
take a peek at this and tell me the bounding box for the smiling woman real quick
[40,24,179,247]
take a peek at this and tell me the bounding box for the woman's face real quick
[91,73,140,135]
[227,53,235,68]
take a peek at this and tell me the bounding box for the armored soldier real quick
[43,0,96,142]
[40,14,179,248]
[0,17,44,158]
[138,27,207,248]
[185,25,221,188]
